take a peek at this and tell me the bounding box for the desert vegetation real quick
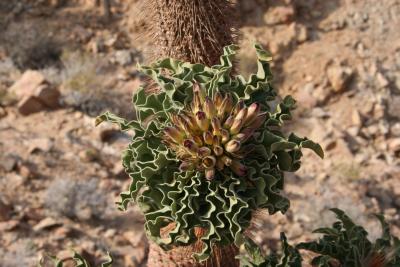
[0,0,399,266]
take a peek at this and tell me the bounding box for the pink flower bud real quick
[211,118,222,136]
[220,129,230,144]
[202,156,216,168]
[198,146,212,157]
[195,111,209,132]
[183,139,198,153]
[203,131,213,145]
[225,140,241,153]
[165,127,184,143]
[230,160,247,176]
[223,115,234,129]
[244,103,260,126]
[213,146,224,156]
[251,113,267,129]
[205,168,215,180]
[230,119,244,134]
[213,91,223,108]
[235,107,248,121]
[204,96,215,118]
[179,161,194,171]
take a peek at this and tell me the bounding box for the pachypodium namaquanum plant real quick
[96,44,324,262]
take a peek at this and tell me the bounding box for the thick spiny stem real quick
[148,0,237,65]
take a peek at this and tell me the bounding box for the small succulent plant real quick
[297,209,400,267]
[96,44,323,262]
[39,251,113,267]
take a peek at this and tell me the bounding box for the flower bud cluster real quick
[163,86,266,180]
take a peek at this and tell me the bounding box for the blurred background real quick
[0,0,399,266]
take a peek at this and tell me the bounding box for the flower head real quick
[163,87,266,180]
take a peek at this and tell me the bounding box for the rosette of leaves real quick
[39,251,113,267]
[96,44,323,261]
[297,208,400,267]
[238,233,302,267]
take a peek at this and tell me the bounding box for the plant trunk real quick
[146,0,238,66]
[147,225,240,267]
[144,1,239,265]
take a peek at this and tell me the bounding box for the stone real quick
[28,138,54,153]
[17,95,45,116]
[388,138,400,154]
[9,70,46,97]
[264,6,295,25]
[112,50,133,66]
[0,107,7,118]
[0,199,12,221]
[9,70,60,115]
[123,231,146,247]
[0,154,19,172]
[296,24,308,43]
[33,217,62,232]
[390,123,400,137]
[351,110,363,128]
[0,220,19,231]
[388,96,400,118]
[376,72,389,88]
[33,84,60,109]
[327,65,354,93]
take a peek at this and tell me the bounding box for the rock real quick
[327,65,354,93]
[17,95,46,116]
[33,84,60,109]
[376,72,389,88]
[0,154,19,172]
[0,199,12,221]
[0,220,19,231]
[0,107,7,118]
[28,138,54,153]
[390,123,400,137]
[123,231,146,247]
[294,84,317,109]
[351,110,363,128]
[388,138,400,154]
[296,24,308,43]
[33,217,62,232]
[9,70,60,115]
[112,50,133,66]
[264,6,295,25]
[388,96,400,118]
[9,70,46,97]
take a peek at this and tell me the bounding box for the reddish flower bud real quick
[165,127,184,143]
[230,119,244,134]
[230,160,247,176]
[202,156,216,169]
[196,111,209,132]
[204,96,216,118]
[225,140,241,153]
[205,168,215,180]
[203,131,213,145]
[244,103,260,125]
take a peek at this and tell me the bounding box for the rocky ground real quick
[0,0,399,266]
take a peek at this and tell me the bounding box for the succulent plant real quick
[297,209,400,267]
[238,233,302,267]
[96,44,323,262]
[39,251,113,267]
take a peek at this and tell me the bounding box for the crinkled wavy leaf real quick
[39,251,113,267]
[96,44,322,261]
[238,233,302,267]
[297,208,400,267]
